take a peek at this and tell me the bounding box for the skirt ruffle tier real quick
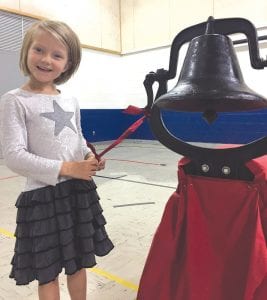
[10,179,114,285]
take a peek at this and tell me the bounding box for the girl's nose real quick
[40,54,51,64]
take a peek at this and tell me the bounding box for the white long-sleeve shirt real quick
[0,88,91,191]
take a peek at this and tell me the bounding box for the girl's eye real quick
[54,54,63,59]
[34,47,42,53]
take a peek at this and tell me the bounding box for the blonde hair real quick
[20,20,81,85]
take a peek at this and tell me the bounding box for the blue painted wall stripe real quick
[81,109,267,144]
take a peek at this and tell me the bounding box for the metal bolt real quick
[222,166,231,175]
[201,164,210,173]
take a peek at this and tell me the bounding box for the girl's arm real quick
[0,94,62,186]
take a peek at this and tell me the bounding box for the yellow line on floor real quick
[0,227,139,291]
[89,267,139,291]
[0,227,15,238]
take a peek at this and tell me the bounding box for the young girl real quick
[0,20,114,300]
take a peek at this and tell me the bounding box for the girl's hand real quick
[97,158,106,171]
[85,152,105,171]
[60,157,98,180]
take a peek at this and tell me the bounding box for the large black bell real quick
[155,33,267,116]
[145,17,267,180]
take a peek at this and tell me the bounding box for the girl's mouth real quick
[37,66,52,72]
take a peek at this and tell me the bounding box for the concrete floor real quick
[0,140,182,300]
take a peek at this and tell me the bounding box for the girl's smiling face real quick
[27,29,69,88]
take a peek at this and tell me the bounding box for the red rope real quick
[86,105,150,160]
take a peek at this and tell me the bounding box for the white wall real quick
[61,50,123,108]
[61,46,173,109]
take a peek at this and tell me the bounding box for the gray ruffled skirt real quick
[10,179,114,285]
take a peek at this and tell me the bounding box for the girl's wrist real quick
[60,161,74,177]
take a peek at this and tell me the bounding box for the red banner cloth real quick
[137,156,267,300]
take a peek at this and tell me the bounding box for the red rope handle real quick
[86,105,150,159]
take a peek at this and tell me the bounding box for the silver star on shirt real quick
[40,100,77,136]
